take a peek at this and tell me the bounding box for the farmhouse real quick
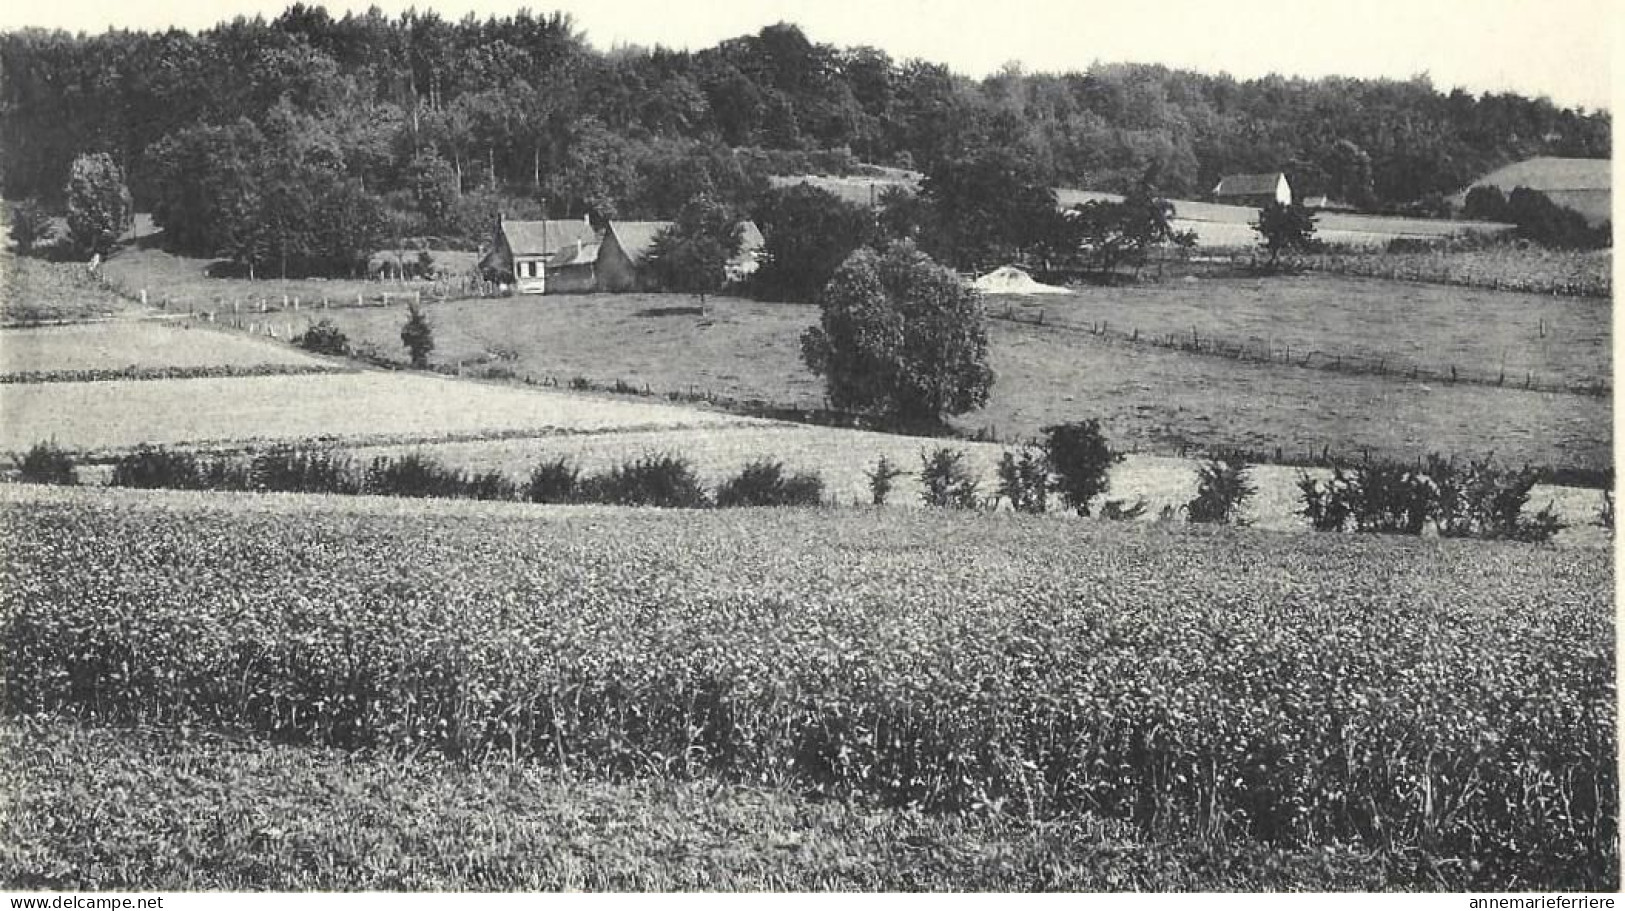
[595,219,767,292]
[1451,157,1611,226]
[1212,172,1292,208]
[478,216,599,294]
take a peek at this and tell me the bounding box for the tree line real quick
[2,7,1608,218]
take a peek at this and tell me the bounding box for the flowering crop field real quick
[2,485,1613,889]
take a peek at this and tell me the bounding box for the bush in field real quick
[1463,185,1510,222]
[716,460,825,508]
[364,453,467,499]
[464,470,519,502]
[1252,201,1321,270]
[582,454,709,508]
[1428,456,1564,543]
[109,446,207,490]
[1042,420,1121,517]
[1299,455,1563,542]
[250,446,361,495]
[525,458,581,504]
[400,300,434,368]
[7,200,55,255]
[1098,498,1149,520]
[800,242,994,423]
[1299,463,1434,535]
[1186,456,1256,525]
[64,153,133,257]
[865,455,907,506]
[14,442,77,485]
[995,446,1049,514]
[295,320,350,356]
[1599,490,1615,537]
[1506,187,1609,250]
[919,447,980,509]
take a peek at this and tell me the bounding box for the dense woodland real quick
[0,6,1611,272]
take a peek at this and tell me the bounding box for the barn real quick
[1212,172,1293,208]
[477,216,598,294]
[1451,157,1611,227]
[595,220,767,292]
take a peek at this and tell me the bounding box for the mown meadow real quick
[2,486,1614,890]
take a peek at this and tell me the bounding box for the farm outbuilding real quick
[1212,172,1292,208]
[1450,157,1611,227]
[595,220,768,292]
[478,216,599,294]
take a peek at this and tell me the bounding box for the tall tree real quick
[800,241,994,422]
[750,183,874,301]
[644,194,743,303]
[64,153,133,257]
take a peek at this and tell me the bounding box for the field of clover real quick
[1,486,1614,890]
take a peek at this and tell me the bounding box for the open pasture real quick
[97,244,487,317]
[311,290,1611,475]
[987,271,1612,392]
[0,248,145,325]
[0,371,760,454]
[0,320,330,377]
[2,484,1613,890]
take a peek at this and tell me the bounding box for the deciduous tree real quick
[800,241,993,423]
[64,153,133,257]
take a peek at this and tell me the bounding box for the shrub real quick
[1430,456,1564,543]
[1098,498,1149,520]
[464,470,519,502]
[400,300,434,368]
[582,454,710,508]
[1042,420,1121,517]
[864,456,907,506]
[716,460,825,508]
[525,458,581,504]
[919,447,980,509]
[1186,456,1256,525]
[364,453,467,499]
[250,446,361,494]
[109,446,207,490]
[15,441,77,485]
[295,320,350,356]
[1299,455,1563,542]
[995,446,1049,513]
[1598,489,1615,537]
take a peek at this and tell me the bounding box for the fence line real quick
[990,307,1610,398]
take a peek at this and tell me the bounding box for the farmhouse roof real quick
[1467,157,1610,193]
[499,219,598,257]
[548,241,600,268]
[605,220,766,264]
[1213,172,1286,196]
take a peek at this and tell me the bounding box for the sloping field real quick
[986,272,1612,391]
[0,371,761,454]
[0,249,145,325]
[307,291,1610,475]
[0,321,330,375]
[3,485,1613,890]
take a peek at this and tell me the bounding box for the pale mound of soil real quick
[971,266,1070,295]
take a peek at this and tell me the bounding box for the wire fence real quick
[989,306,1611,399]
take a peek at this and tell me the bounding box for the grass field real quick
[0,248,146,325]
[1299,246,1611,298]
[0,321,330,375]
[308,291,1611,475]
[97,245,485,316]
[0,370,760,454]
[986,272,1612,392]
[1,721,1391,891]
[3,484,1613,891]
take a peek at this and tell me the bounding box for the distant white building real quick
[1212,172,1292,207]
